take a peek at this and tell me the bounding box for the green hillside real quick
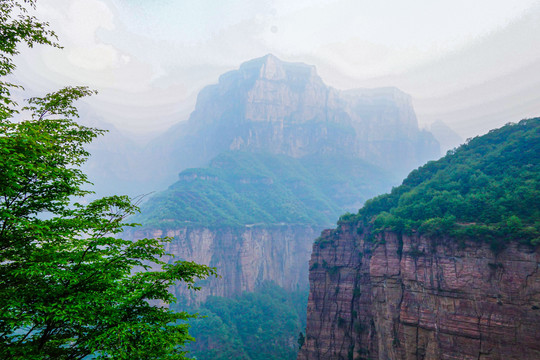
[135,151,396,228]
[181,282,307,360]
[342,118,540,249]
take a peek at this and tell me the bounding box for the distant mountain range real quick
[84,54,441,198]
[110,55,445,359]
[121,54,443,303]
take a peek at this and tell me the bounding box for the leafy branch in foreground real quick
[0,1,216,358]
[0,87,216,360]
[0,0,59,119]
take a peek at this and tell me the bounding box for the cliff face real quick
[153,54,439,180]
[133,225,321,303]
[299,223,540,360]
[83,55,439,198]
[83,55,440,198]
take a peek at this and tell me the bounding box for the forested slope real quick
[135,151,395,229]
[342,118,539,249]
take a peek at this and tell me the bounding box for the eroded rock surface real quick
[299,224,540,360]
[156,54,439,179]
[133,225,321,304]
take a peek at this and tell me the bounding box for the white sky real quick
[11,0,540,139]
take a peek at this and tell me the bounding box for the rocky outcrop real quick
[153,54,439,181]
[299,223,540,360]
[83,55,440,198]
[85,55,439,197]
[132,225,322,304]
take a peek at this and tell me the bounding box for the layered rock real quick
[133,225,322,304]
[152,54,439,183]
[299,223,540,360]
[124,54,440,313]
[84,55,439,198]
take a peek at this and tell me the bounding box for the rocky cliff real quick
[151,54,439,183]
[298,225,540,360]
[298,120,540,360]
[84,54,439,198]
[124,54,440,324]
[129,150,396,305]
[133,225,321,303]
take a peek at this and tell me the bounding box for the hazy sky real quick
[12,0,540,139]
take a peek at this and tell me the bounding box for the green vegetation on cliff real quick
[136,151,395,228]
[0,2,214,358]
[179,282,307,360]
[344,119,540,248]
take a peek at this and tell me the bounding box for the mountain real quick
[117,54,444,358]
[83,54,440,197]
[299,119,540,359]
[429,120,463,154]
[149,54,439,183]
[126,54,440,303]
[129,151,395,305]
[134,151,394,229]
[86,54,439,198]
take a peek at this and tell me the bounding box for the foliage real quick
[0,2,215,358]
[0,0,59,119]
[135,151,395,229]
[347,119,540,247]
[183,282,308,360]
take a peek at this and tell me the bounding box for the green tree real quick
[0,1,216,359]
[347,117,540,248]
[0,0,59,118]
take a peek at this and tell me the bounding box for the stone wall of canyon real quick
[298,223,540,360]
[133,225,322,304]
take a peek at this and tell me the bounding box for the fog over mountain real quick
[11,0,540,141]
[429,120,463,153]
[81,54,439,197]
[4,2,540,359]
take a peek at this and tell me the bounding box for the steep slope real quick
[299,119,540,360]
[130,151,397,302]
[147,54,439,186]
[84,54,439,197]
[136,151,395,229]
[132,224,318,303]
[128,55,440,307]
[120,55,441,358]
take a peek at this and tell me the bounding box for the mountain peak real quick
[258,54,286,80]
[237,54,319,82]
[187,55,439,174]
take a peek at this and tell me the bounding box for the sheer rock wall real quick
[299,223,540,360]
[133,225,322,304]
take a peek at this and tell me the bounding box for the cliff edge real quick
[299,119,540,359]
[299,226,540,360]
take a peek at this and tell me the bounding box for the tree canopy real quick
[184,282,308,360]
[340,119,540,249]
[0,1,215,359]
[134,151,394,229]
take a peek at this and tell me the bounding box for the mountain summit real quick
[156,54,439,181]
[87,55,440,196]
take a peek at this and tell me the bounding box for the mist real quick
[11,0,540,140]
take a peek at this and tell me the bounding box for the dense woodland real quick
[136,151,394,229]
[179,283,308,360]
[341,119,540,249]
